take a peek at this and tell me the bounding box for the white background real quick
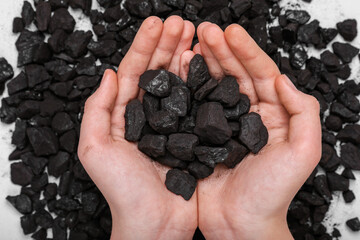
[0,0,359,239]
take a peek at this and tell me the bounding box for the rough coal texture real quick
[2,0,360,239]
[124,99,146,142]
[165,169,197,200]
[238,112,268,154]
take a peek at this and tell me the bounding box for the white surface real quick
[0,0,359,239]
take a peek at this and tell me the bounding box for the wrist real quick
[201,213,293,240]
[110,206,196,240]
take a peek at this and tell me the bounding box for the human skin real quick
[78,16,322,240]
[193,23,321,240]
[78,16,198,240]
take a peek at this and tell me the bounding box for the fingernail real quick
[283,74,297,91]
[101,69,111,84]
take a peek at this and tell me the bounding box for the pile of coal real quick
[125,54,268,200]
[0,0,359,239]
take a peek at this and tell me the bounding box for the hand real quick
[78,16,197,240]
[194,23,322,239]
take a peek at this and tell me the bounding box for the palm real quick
[194,23,321,237]
[79,16,198,239]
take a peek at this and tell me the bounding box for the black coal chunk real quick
[343,190,355,203]
[297,191,325,206]
[313,175,332,203]
[69,0,92,15]
[338,91,360,113]
[290,44,308,69]
[44,183,58,200]
[65,30,93,58]
[342,168,356,180]
[327,172,349,191]
[125,99,146,142]
[161,86,190,117]
[36,2,51,32]
[53,217,67,240]
[143,93,160,119]
[55,197,81,211]
[165,169,197,200]
[139,70,171,97]
[194,78,218,101]
[48,151,71,178]
[336,19,357,41]
[74,75,100,90]
[148,110,178,135]
[87,40,117,58]
[13,17,24,33]
[238,112,268,154]
[103,4,122,22]
[49,8,75,34]
[31,173,49,192]
[285,10,310,24]
[21,214,37,234]
[11,162,34,186]
[194,102,232,145]
[59,130,77,153]
[330,102,359,123]
[187,54,211,92]
[166,133,198,161]
[230,0,251,18]
[298,20,319,44]
[7,194,33,214]
[7,72,28,95]
[0,57,14,84]
[27,127,59,156]
[51,112,75,134]
[138,134,167,158]
[12,120,27,150]
[82,192,100,215]
[346,218,360,231]
[341,143,360,170]
[320,50,341,72]
[22,1,35,26]
[188,161,214,179]
[125,0,153,18]
[178,116,196,133]
[194,146,229,168]
[337,125,360,144]
[224,94,250,121]
[223,139,249,168]
[207,76,240,107]
[21,152,48,175]
[155,152,187,169]
[325,115,342,132]
[332,42,359,63]
[25,64,50,88]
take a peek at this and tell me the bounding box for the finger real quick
[197,22,224,80]
[116,16,163,105]
[275,75,322,167]
[203,24,259,105]
[180,50,195,81]
[225,24,281,104]
[79,70,118,146]
[193,43,201,55]
[148,16,185,70]
[112,17,163,139]
[168,20,195,75]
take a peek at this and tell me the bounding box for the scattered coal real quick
[1,0,359,239]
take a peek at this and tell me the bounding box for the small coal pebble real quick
[346,217,360,231]
[165,169,197,200]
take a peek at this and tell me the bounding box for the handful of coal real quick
[125,54,268,200]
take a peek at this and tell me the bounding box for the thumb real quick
[79,69,118,151]
[275,74,322,167]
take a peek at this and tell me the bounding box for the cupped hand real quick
[194,23,322,240]
[78,16,197,240]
